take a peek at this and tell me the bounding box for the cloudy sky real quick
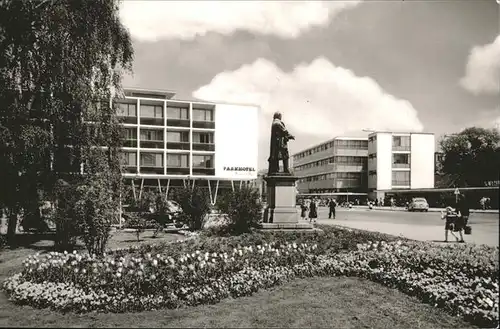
[119,0,500,169]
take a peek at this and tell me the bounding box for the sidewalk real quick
[318,219,499,247]
[350,206,499,214]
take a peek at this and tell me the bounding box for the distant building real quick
[292,137,369,198]
[367,131,435,200]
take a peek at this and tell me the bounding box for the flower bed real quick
[2,226,499,328]
[4,242,320,313]
[316,240,499,328]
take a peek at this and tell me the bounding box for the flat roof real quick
[122,87,260,109]
[368,131,435,136]
[124,87,177,99]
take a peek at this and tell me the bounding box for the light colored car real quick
[408,197,429,212]
[166,200,182,214]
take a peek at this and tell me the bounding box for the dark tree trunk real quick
[7,211,18,246]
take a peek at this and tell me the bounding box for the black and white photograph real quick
[0,0,498,328]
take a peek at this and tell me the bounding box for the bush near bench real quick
[2,225,499,328]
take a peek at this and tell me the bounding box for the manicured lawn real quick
[0,276,474,328]
[0,230,477,328]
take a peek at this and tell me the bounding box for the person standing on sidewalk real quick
[328,198,336,219]
[309,198,318,223]
[456,193,470,233]
[300,202,309,221]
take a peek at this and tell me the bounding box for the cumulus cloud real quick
[119,1,361,41]
[192,57,424,138]
[460,35,500,95]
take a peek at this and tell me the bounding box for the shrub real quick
[0,234,6,250]
[124,213,147,242]
[74,174,116,256]
[215,186,262,235]
[171,183,210,231]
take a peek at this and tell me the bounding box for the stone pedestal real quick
[260,174,313,230]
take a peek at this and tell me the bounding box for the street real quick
[305,207,499,247]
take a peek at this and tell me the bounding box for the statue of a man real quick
[268,111,295,175]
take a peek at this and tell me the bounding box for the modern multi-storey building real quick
[367,131,435,200]
[292,137,369,198]
[116,88,259,204]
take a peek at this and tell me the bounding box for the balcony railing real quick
[392,145,411,152]
[140,140,164,149]
[122,165,138,174]
[166,167,190,175]
[166,141,190,150]
[392,163,410,168]
[192,168,215,176]
[123,139,138,148]
[192,143,215,151]
[140,166,164,174]
[392,181,410,187]
[166,118,190,128]
[192,121,215,129]
[118,116,138,124]
[140,117,163,126]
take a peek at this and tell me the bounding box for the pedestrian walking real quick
[441,205,464,243]
[328,198,336,219]
[456,193,470,236]
[309,198,318,223]
[300,202,309,221]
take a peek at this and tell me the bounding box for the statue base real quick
[261,174,313,230]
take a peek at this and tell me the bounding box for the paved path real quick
[303,207,499,247]
[350,205,498,214]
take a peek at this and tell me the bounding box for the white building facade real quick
[117,88,259,204]
[367,131,435,200]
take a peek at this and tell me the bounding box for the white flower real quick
[152,259,158,266]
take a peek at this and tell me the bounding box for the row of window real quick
[393,153,410,167]
[117,103,214,122]
[368,154,411,167]
[368,135,411,150]
[294,140,368,160]
[122,129,213,150]
[294,156,367,171]
[122,129,214,143]
[297,172,363,183]
[121,152,214,169]
[392,171,411,186]
[367,170,411,186]
[392,136,411,151]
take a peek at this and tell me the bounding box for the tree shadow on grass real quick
[3,232,87,254]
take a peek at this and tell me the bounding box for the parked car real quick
[408,197,429,212]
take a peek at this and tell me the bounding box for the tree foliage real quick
[73,151,118,255]
[216,186,262,235]
[171,183,211,231]
[439,127,500,187]
[0,0,133,243]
